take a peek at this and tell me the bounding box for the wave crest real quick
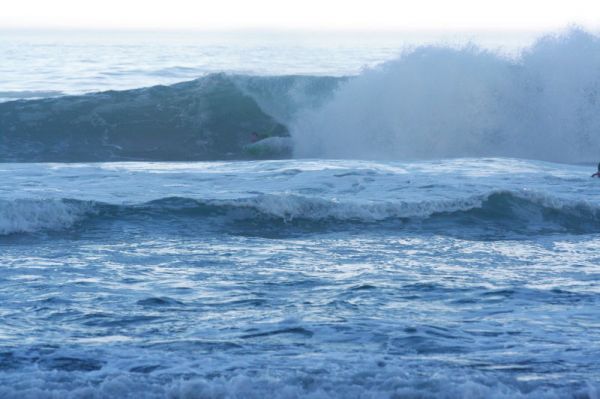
[2,190,598,236]
[0,199,94,235]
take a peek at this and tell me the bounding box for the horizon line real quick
[0,25,588,35]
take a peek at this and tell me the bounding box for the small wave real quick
[1,190,599,236]
[0,369,595,398]
[0,198,96,235]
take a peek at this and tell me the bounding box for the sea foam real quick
[0,199,93,235]
[293,29,600,163]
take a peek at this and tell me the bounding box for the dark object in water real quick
[592,162,600,178]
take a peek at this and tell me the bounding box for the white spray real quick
[292,29,600,163]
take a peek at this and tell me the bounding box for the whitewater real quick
[1,29,600,398]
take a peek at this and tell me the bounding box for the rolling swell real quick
[2,191,598,237]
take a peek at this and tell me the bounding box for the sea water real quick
[1,29,600,398]
[0,29,535,100]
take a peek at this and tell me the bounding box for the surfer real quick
[592,163,600,178]
[249,131,270,143]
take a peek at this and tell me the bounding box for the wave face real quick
[3,190,599,237]
[0,74,340,162]
[293,29,600,163]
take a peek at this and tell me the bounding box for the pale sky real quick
[2,0,600,31]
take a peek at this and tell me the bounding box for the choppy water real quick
[1,159,599,398]
[2,27,600,398]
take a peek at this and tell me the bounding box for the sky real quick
[1,0,600,31]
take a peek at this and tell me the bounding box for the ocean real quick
[1,29,600,398]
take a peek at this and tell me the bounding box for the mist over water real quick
[292,29,600,163]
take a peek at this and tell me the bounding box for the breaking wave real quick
[0,198,95,235]
[0,371,596,399]
[292,28,600,163]
[0,74,340,162]
[3,29,600,163]
[2,190,599,236]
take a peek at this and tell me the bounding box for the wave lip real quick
[221,193,485,222]
[0,90,65,103]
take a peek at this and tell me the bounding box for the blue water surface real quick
[1,159,599,398]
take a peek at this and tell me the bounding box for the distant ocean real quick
[1,29,600,398]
